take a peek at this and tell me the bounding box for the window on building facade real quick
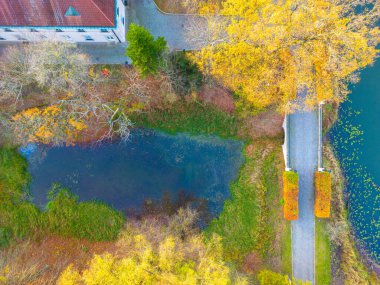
[16,35,27,41]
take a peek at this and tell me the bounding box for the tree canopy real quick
[126,24,167,76]
[57,209,248,285]
[190,0,379,112]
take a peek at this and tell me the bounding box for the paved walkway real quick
[78,43,129,64]
[289,105,318,284]
[127,0,201,50]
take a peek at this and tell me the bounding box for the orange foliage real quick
[12,105,87,145]
[283,171,299,221]
[314,171,332,218]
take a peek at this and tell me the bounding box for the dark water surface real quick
[22,129,244,217]
[330,59,380,264]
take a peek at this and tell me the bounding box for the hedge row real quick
[283,171,299,221]
[314,171,332,218]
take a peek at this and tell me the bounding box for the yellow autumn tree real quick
[190,0,379,113]
[57,234,248,285]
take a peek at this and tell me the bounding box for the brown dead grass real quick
[198,85,235,113]
[1,235,116,285]
[240,109,284,139]
[323,103,339,132]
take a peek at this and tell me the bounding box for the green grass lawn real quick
[206,145,285,266]
[316,218,331,285]
[281,221,292,276]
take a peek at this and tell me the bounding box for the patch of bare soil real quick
[198,85,235,113]
[240,109,284,139]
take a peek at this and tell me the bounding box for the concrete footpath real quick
[127,0,201,50]
[289,106,318,284]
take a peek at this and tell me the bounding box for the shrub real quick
[0,228,12,248]
[0,148,30,202]
[126,24,167,76]
[163,52,203,96]
[45,185,125,241]
[57,233,248,285]
[257,270,311,285]
[257,270,291,285]
[0,148,39,245]
[314,171,332,218]
[283,171,299,220]
[0,202,42,240]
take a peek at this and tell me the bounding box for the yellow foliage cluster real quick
[314,171,332,218]
[0,266,8,285]
[12,105,87,144]
[58,234,248,285]
[192,0,379,112]
[283,171,299,221]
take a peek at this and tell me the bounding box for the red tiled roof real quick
[0,0,115,27]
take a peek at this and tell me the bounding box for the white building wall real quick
[113,0,127,42]
[0,28,119,43]
[0,1,127,44]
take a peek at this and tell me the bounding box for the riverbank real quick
[0,90,292,284]
[324,144,379,284]
[124,101,292,276]
[324,61,380,284]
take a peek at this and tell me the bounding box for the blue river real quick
[330,59,380,264]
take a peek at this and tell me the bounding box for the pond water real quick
[330,59,380,264]
[22,129,244,218]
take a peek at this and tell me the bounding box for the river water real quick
[330,59,380,264]
[22,129,244,218]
